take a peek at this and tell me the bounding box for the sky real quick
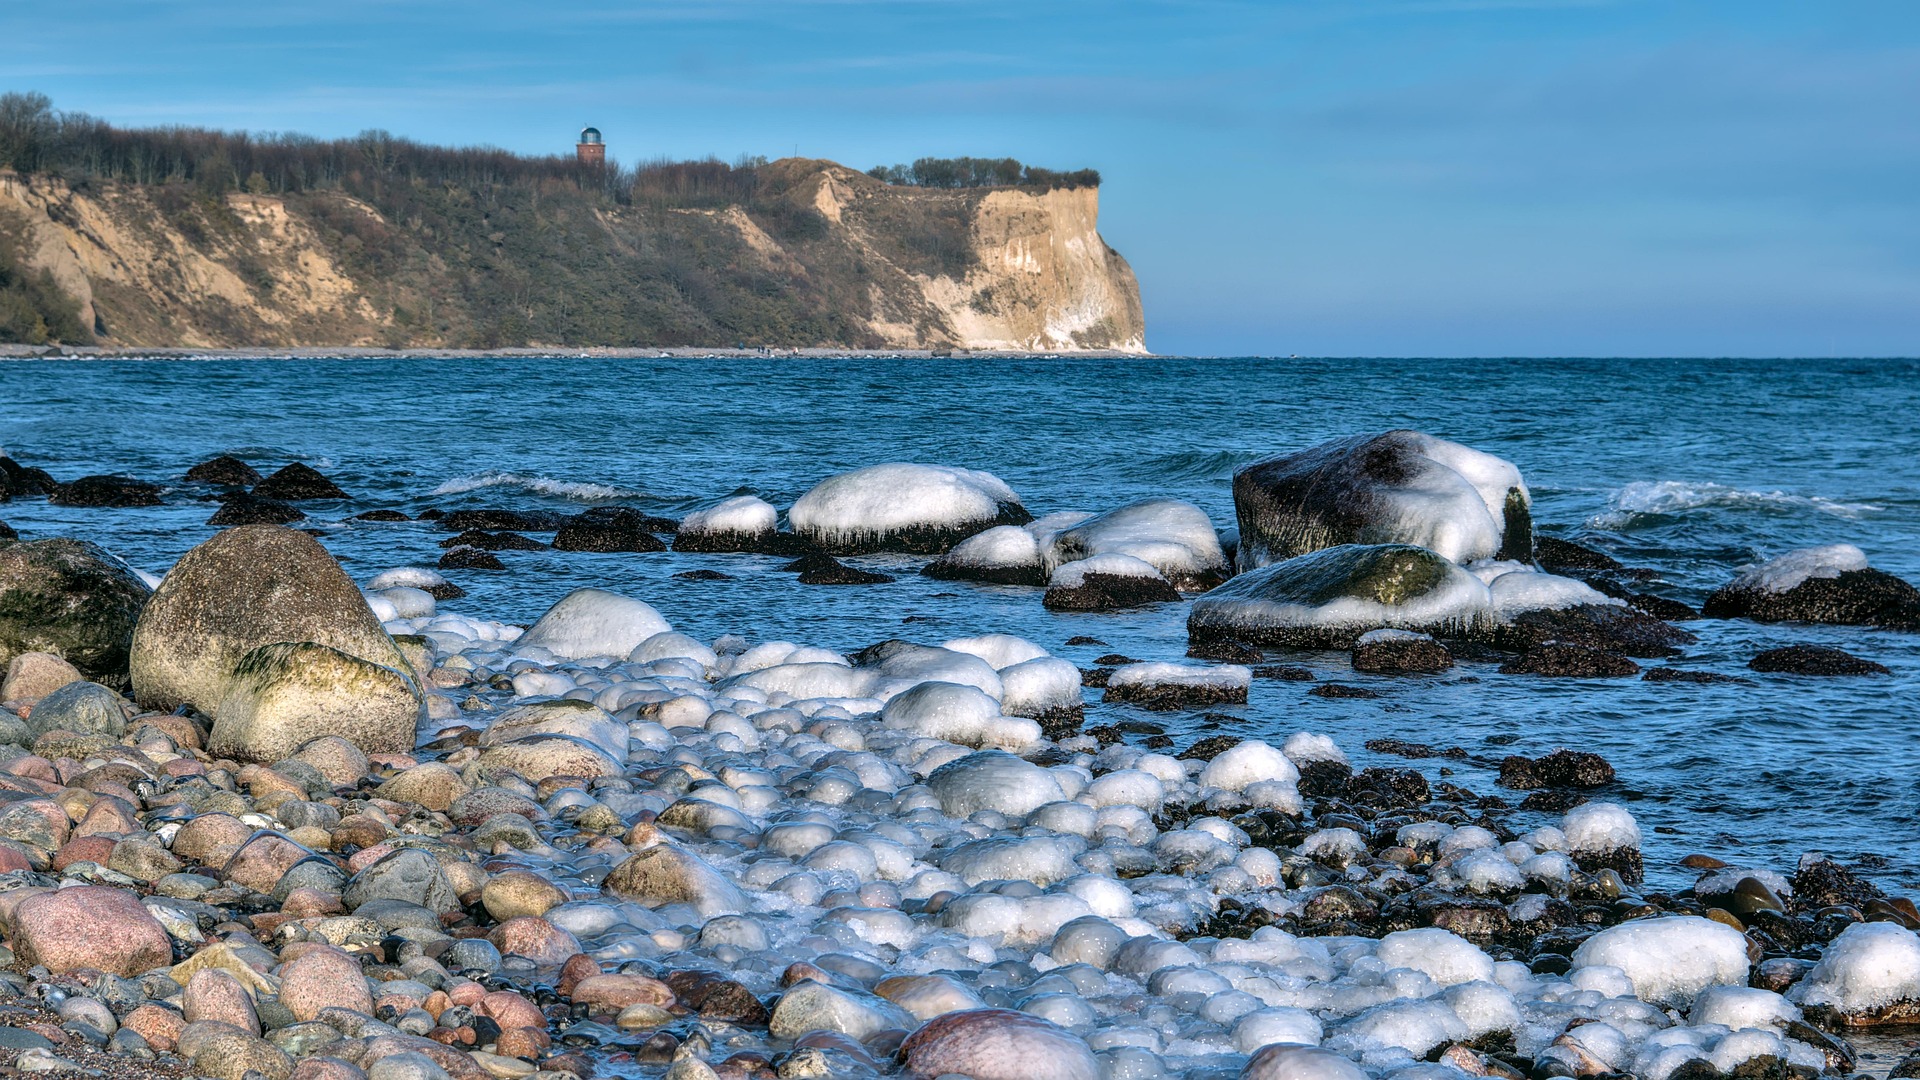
[6,0,1918,357]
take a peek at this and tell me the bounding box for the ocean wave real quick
[430,470,643,501]
[1588,480,1883,528]
[1118,449,1259,483]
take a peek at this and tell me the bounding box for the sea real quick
[4,354,1917,893]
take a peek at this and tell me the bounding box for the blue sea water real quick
[3,355,1918,891]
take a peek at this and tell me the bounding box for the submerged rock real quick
[784,552,894,585]
[1704,545,1920,630]
[1103,662,1250,710]
[437,546,505,570]
[49,474,164,507]
[553,507,670,553]
[207,493,306,526]
[1498,749,1615,789]
[438,529,544,551]
[0,538,151,685]
[1350,628,1453,674]
[251,462,348,500]
[1748,645,1889,676]
[185,456,263,487]
[1499,644,1641,678]
[1232,430,1532,570]
[437,508,568,532]
[789,462,1030,555]
[130,525,410,713]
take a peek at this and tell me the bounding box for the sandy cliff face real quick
[0,163,1145,352]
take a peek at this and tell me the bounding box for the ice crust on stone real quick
[1044,498,1229,585]
[997,656,1084,718]
[788,462,1023,548]
[366,566,453,591]
[1109,661,1251,693]
[1049,553,1169,587]
[1199,740,1300,793]
[1190,545,1495,645]
[1732,543,1871,594]
[1374,929,1495,987]
[1473,562,1621,614]
[1792,921,1920,1014]
[1571,916,1750,1006]
[1563,801,1642,855]
[678,494,777,536]
[929,525,1044,575]
[516,588,672,660]
[941,633,1049,670]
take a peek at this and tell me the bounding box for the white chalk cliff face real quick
[0,160,1146,352]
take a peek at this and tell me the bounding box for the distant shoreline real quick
[0,344,1153,361]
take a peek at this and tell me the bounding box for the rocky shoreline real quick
[0,437,1917,1080]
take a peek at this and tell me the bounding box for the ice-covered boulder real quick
[1198,739,1298,792]
[1188,544,1494,648]
[1241,1045,1367,1080]
[515,588,671,660]
[1570,916,1750,1007]
[1232,431,1532,571]
[1704,544,1920,630]
[1042,554,1181,611]
[208,641,424,762]
[1564,801,1644,882]
[1104,661,1249,710]
[881,681,1039,750]
[997,656,1083,719]
[925,750,1065,818]
[923,526,1047,586]
[1374,928,1496,987]
[671,495,785,553]
[1045,498,1230,590]
[854,641,1005,699]
[788,463,1030,554]
[131,526,406,712]
[365,566,464,600]
[0,538,152,689]
[1791,921,1920,1024]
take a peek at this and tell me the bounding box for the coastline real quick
[0,345,1154,361]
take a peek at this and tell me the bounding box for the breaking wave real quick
[430,471,642,501]
[1589,480,1882,529]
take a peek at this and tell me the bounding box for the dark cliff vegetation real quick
[866,157,1100,190]
[0,93,1105,349]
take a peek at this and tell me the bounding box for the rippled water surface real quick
[5,355,1918,889]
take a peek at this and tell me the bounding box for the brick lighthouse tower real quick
[576,126,604,166]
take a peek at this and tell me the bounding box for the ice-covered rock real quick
[364,566,463,600]
[1041,553,1181,610]
[670,495,783,553]
[925,751,1065,818]
[1704,544,1920,630]
[1242,1045,1367,1080]
[788,463,1029,554]
[941,633,1048,669]
[856,641,1004,699]
[1104,661,1249,710]
[767,980,913,1040]
[923,526,1047,586]
[1570,916,1750,1007]
[1044,498,1230,589]
[1233,430,1532,570]
[1689,985,1801,1030]
[1563,801,1644,881]
[602,840,749,917]
[478,698,629,761]
[1189,544,1494,648]
[996,657,1083,719]
[881,681,1039,749]
[1791,921,1920,1023]
[1374,928,1496,987]
[516,588,671,660]
[1199,740,1299,793]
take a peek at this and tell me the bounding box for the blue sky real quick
[8,0,1918,356]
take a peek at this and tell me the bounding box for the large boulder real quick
[789,463,1030,555]
[208,642,423,762]
[1703,545,1920,630]
[0,538,152,686]
[1232,431,1532,571]
[11,885,174,976]
[1189,544,1494,648]
[1044,498,1229,590]
[514,588,670,660]
[670,496,784,553]
[130,525,409,713]
[24,680,129,738]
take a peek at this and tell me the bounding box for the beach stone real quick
[1749,645,1889,676]
[209,493,307,527]
[570,973,674,1009]
[0,538,152,685]
[1705,564,1920,630]
[209,641,423,763]
[481,870,568,921]
[181,1020,294,1080]
[253,463,347,501]
[185,968,262,1033]
[172,813,255,866]
[873,974,987,1020]
[603,841,749,916]
[130,525,412,714]
[122,1004,186,1051]
[376,762,468,811]
[358,1035,488,1080]
[897,1008,1098,1080]
[1241,1045,1369,1080]
[109,835,185,881]
[23,680,128,737]
[291,735,373,788]
[664,970,767,1023]
[488,916,581,966]
[12,884,174,975]
[2,652,82,704]
[186,456,263,487]
[50,474,164,507]
[477,699,628,760]
[474,735,621,782]
[223,830,320,892]
[449,787,546,827]
[281,944,375,1020]
[343,848,459,914]
[767,981,912,1041]
[515,588,671,660]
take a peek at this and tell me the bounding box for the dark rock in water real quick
[439,546,506,571]
[1080,667,1113,687]
[1791,857,1884,913]
[1642,667,1743,684]
[783,552,893,585]
[1297,759,1354,799]
[1496,603,1694,658]
[1178,735,1243,760]
[1534,535,1623,574]
[1232,430,1533,570]
[921,557,1047,587]
[184,456,262,487]
[438,529,545,551]
[415,507,445,520]
[207,493,306,526]
[1043,572,1180,611]
[1498,749,1615,790]
[419,580,466,600]
[1351,635,1453,674]
[1064,636,1107,646]
[0,538,151,685]
[1364,738,1464,759]
[1187,639,1261,663]
[1094,653,1140,666]
[1103,675,1246,711]
[1520,789,1589,813]
[353,509,411,522]
[50,475,163,507]
[252,462,347,500]
[1706,567,1920,631]
[1253,665,1314,681]
[1309,683,1379,699]
[1626,593,1701,621]
[1749,645,1889,676]
[1499,644,1640,677]
[0,520,14,542]
[0,456,59,497]
[1349,766,1430,809]
[553,507,670,552]
[673,569,733,581]
[438,508,568,532]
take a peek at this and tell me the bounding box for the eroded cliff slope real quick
[0,160,1144,352]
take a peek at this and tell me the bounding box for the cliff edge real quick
[0,160,1144,353]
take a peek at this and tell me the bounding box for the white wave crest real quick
[1589,480,1882,528]
[430,470,641,501]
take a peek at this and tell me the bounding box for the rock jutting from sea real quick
[0,434,1914,1080]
